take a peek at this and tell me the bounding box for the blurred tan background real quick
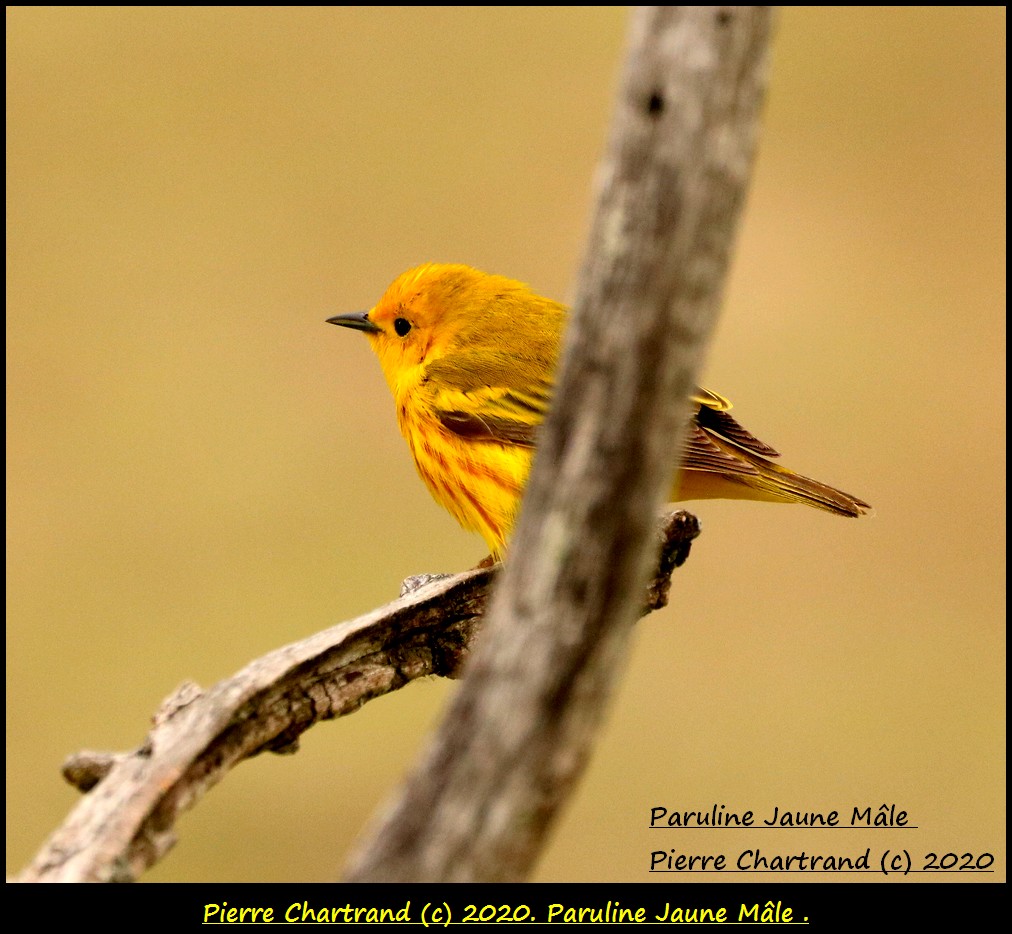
[7,7,1004,883]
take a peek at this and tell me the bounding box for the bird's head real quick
[328,263,562,396]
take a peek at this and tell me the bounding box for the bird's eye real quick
[393,317,412,337]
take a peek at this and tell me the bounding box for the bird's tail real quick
[721,443,872,516]
[676,399,873,517]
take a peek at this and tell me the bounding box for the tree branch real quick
[15,512,698,882]
[342,6,772,883]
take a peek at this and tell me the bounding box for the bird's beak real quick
[326,311,382,333]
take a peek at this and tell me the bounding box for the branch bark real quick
[16,512,698,882]
[342,6,773,882]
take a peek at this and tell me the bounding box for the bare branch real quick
[15,511,698,882]
[343,6,772,883]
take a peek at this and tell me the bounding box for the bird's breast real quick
[394,393,532,558]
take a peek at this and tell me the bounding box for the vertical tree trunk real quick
[344,6,774,883]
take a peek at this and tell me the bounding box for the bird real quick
[328,263,871,559]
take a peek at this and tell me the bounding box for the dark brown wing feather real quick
[437,405,538,446]
[695,405,780,457]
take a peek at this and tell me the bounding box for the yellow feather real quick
[329,264,871,557]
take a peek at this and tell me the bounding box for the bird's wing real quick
[427,358,781,470]
[425,350,551,447]
[685,392,872,515]
[681,391,782,475]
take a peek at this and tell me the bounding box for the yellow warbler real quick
[329,263,870,558]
